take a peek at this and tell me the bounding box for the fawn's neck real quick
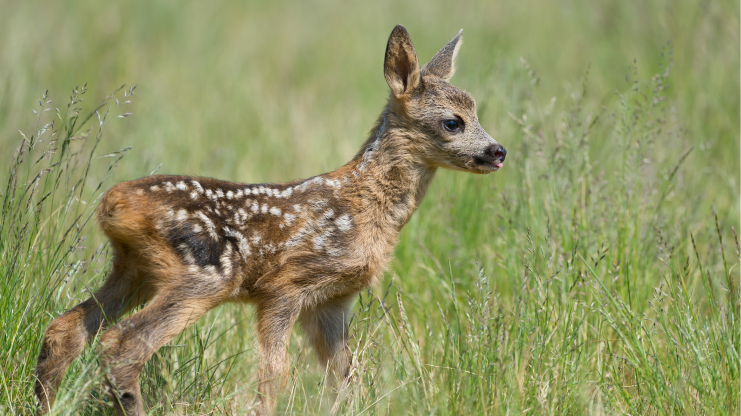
[343,112,437,234]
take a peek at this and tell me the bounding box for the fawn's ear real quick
[421,29,463,81]
[384,25,422,98]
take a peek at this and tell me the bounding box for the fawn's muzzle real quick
[473,143,507,171]
[485,143,506,162]
[474,143,507,169]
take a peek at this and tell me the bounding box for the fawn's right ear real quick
[384,25,421,98]
[421,29,463,81]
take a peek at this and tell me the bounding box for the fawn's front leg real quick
[254,296,302,415]
[300,296,354,414]
[299,296,353,386]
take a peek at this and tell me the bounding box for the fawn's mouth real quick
[472,155,505,172]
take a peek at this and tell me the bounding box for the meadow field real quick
[0,0,739,414]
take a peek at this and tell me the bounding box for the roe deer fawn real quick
[35,24,506,415]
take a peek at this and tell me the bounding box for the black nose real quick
[484,144,506,161]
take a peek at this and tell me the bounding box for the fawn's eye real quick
[442,119,460,132]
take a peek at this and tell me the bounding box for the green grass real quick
[0,0,739,414]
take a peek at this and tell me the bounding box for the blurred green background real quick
[1,0,737,186]
[1,0,738,414]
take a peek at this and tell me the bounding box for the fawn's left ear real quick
[421,29,463,81]
[384,25,422,98]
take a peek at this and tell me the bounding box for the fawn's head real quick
[382,25,506,174]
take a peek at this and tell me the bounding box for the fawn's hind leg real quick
[99,280,226,416]
[35,243,151,414]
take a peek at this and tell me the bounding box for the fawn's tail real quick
[97,182,155,248]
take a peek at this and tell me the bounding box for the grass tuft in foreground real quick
[0,84,136,414]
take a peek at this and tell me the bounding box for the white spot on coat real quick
[325,179,341,189]
[176,209,188,222]
[285,226,310,248]
[312,234,326,249]
[180,244,196,264]
[204,265,219,279]
[224,228,251,260]
[176,181,187,191]
[336,214,352,231]
[270,207,282,216]
[250,232,262,246]
[191,180,204,194]
[196,211,218,240]
[310,199,328,211]
[238,208,249,223]
[220,244,234,276]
